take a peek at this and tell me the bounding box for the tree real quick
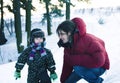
[2,0,24,52]
[50,5,64,17]
[58,0,90,20]
[40,0,52,35]
[13,0,24,53]
[26,0,32,46]
[6,0,35,49]
[0,0,7,45]
[40,0,64,35]
[45,0,52,35]
[20,0,35,46]
[58,0,74,20]
[20,0,32,46]
[65,0,71,19]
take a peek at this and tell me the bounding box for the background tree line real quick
[0,0,89,53]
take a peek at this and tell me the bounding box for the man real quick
[56,17,110,83]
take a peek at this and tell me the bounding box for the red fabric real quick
[60,17,110,83]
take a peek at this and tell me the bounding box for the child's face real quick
[34,37,44,44]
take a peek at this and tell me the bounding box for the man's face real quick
[58,30,71,43]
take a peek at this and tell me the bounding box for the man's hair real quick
[56,20,76,34]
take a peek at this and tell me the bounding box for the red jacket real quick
[60,17,110,83]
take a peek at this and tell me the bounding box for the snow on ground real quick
[0,8,120,83]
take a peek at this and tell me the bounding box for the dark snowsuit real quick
[15,47,56,83]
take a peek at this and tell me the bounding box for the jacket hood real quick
[71,17,86,37]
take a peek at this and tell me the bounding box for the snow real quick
[0,6,120,83]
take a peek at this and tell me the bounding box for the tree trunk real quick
[26,0,32,46]
[45,2,52,35]
[1,0,4,31]
[0,29,7,45]
[13,0,24,53]
[0,0,7,45]
[66,0,70,20]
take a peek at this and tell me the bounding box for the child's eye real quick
[35,37,42,39]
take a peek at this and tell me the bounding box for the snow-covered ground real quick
[0,7,120,83]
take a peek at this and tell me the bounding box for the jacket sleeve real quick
[60,54,73,83]
[70,41,106,68]
[45,49,56,73]
[15,48,30,70]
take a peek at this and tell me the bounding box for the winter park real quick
[0,0,120,83]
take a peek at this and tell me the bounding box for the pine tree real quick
[0,0,7,45]
[13,0,24,53]
[25,0,32,46]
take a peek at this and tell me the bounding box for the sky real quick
[0,5,120,83]
[90,0,120,7]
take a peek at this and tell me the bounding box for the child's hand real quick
[14,69,21,80]
[50,71,58,80]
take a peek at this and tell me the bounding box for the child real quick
[14,28,57,83]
